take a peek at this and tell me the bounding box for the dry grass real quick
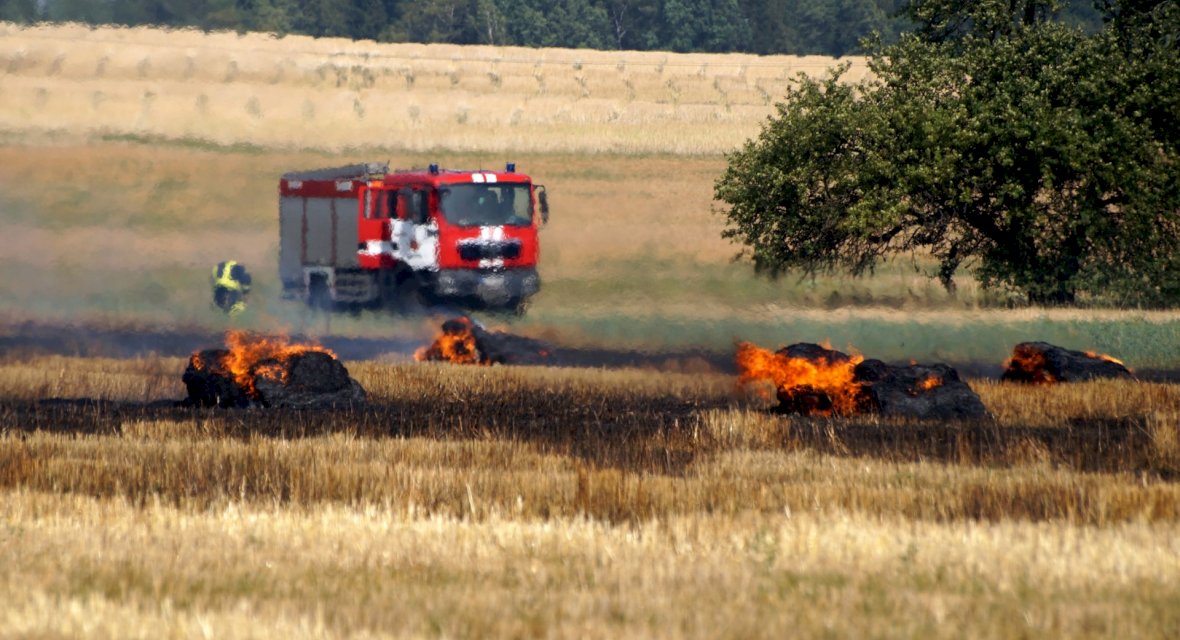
[975,379,1180,427]
[0,22,868,155]
[2,356,1180,637]
[3,491,1179,639]
[3,356,1180,524]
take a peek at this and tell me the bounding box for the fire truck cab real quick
[279,162,548,312]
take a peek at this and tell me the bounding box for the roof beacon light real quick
[429,163,440,175]
[506,162,516,173]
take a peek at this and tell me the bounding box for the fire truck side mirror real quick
[537,185,549,225]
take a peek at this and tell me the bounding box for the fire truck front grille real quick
[458,240,522,262]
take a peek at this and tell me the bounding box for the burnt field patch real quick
[0,387,1173,479]
[1,392,721,475]
[2,355,1179,525]
[2,394,1178,525]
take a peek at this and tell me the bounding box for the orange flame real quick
[917,375,943,391]
[195,331,335,397]
[1086,350,1126,367]
[736,342,865,416]
[415,317,482,364]
[1004,345,1057,385]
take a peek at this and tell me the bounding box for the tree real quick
[383,0,476,43]
[660,0,750,52]
[0,0,36,22]
[42,0,115,22]
[714,0,1180,305]
[295,0,353,37]
[243,0,300,35]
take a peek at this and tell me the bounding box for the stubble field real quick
[2,22,1180,639]
[2,357,1180,637]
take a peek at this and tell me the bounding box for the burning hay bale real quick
[738,342,864,415]
[183,331,366,408]
[415,317,555,366]
[1001,342,1133,384]
[737,342,988,420]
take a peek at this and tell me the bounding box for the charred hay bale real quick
[252,351,367,409]
[441,317,472,335]
[182,349,250,408]
[773,386,853,416]
[183,349,366,409]
[471,325,555,366]
[416,317,556,366]
[1002,341,1132,384]
[777,343,853,363]
[854,359,989,420]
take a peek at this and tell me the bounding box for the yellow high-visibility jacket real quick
[212,261,251,293]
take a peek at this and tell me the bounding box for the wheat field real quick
[0,22,867,154]
[2,357,1180,637]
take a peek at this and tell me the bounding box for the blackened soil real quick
[2,395,1172,479]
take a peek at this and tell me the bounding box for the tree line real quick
[0,0,1104,56]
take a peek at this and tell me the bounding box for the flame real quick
[415,317,482,364]
[736,342,865,416]
[1004,345,1057,385]
[193,331,335,398]
[917,375,943,391]
[1086,350,1126,367]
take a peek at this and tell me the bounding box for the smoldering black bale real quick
[182,349,250,408]
[854,359,990,420]
[252,351,367,409]
[469,323,556,366]
[1001,341,1133,383]
[778,343,853,363]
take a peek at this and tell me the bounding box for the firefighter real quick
[473,185,500,224]
[211,260,252,315]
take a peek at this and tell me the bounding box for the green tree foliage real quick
[0,0,35,22]
[743,0,905,55]
[16,0,1111,55]
[241,0,299,34]
[494,0,613,49]
[14,0,889,54]
[660,0,750,52]
[715,0,1180,305]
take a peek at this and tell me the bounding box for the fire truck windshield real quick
[438,184,532,227]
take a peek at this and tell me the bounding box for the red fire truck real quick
[279,162,548,312]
